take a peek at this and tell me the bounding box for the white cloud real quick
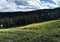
[0,0,60,12]
[39,1,59,9]
[44,2,59,8]
[52,0,60,4]
[0,7,3,9]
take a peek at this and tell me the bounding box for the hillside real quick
[0,8,60,28]
[0,19,60,42]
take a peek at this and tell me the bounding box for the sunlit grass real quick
[0,19,60,42]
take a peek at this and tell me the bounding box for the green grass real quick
[0,19,60,42]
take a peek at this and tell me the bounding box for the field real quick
[0,19,60,42]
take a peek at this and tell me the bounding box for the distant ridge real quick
[0,7,60,28]
[0,7,60,16]
[0,7,60,13]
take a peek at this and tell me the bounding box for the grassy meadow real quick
[0,19,60,42]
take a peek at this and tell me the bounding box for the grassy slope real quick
[0,19,60,42]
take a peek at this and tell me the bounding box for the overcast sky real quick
[0,0,60,12]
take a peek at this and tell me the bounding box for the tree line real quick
[0,8,60,28]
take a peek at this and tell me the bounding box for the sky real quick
[0,0,60,12]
